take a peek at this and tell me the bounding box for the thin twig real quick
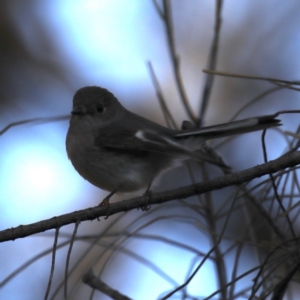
[271,261,300,300]
[0,151,299,243]
[273,81,300,91]
[250,238,300,298]
[261,130,297,241]
[203,69,300,86]
[228,242,244,298]
[44,227,60,300]
[147,61,177,129]
[151,0,164,19]
[0,240,72,288]
[162,0,199,124]
[162,188,240,299]
[199,0,223,126]
[251,249,298,298]
[203,266,261,300]
[64,221,80,300]
[202,166,227,300]
[83,269,132,300]
[228,86,284,123]
[0,115,69,136]
[49,230,178,299]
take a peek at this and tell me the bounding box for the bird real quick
[66,86,281,206]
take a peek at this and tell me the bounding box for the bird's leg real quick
[99,184,123,218]
[140,179,153,211]
[99,189,117,207]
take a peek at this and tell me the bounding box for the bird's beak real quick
[71,106,86,115]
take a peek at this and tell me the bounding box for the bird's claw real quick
[99,197,111,219]
[138,190,152,211]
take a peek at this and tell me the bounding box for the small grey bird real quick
[66,86,280,203]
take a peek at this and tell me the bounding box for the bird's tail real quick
[176,114,281,140]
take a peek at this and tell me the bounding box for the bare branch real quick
[228,86,284,123]
[162,181,236,299]
[203,69,300,87]
[162,0,199,124]
[202,166,227,299]
[199,0,223,125]
[44,227,60,300]
[64,221,80,300]
[151,0,164,20]
[82,269,132,300]
[0,115,69,136]
[147,61,177,129]
[262,130,297,240]
[271,262,300,300]
[0,151,299,243]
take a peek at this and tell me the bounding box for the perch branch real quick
[0,151,299,243]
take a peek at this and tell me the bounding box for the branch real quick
[203,69,300,87]
[0,151,299,243]
[0,115,69,136]
[147,61,177,129]
[44,227,59,300]
[199,0,223,125]
[64,221,80,299]
[271,261,300,300]
[162,0,199,124]
[82,269,132,300]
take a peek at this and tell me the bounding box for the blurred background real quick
[1,0,300,299]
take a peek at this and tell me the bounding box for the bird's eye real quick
[96,104,105,113]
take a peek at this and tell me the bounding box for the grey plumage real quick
[66,86,281,193]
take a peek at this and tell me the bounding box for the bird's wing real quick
[95,126,230,169]
[95,127,187,154]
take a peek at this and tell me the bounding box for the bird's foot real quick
[139,190,152,211]
[99,196,111,219]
